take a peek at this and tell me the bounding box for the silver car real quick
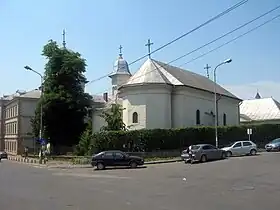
[221,141,257,157]
[183,144,226,163]
[265,138,280,152]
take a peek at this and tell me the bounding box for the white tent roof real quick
[240,97,280,121]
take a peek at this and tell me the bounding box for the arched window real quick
[132,112,138,123]
[223,113,227,126]
[196,110,200,125]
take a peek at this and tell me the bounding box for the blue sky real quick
[0,0,280,100]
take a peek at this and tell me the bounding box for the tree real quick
[100,104,126,131]
[75,120,92,156]
[32,40,92,148]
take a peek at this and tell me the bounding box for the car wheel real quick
[97,162,105,170]
[130,161,138,168]
[200,155,207,163]
[221,152,226,159]
[250,149,257,156]
[226,151,232,157]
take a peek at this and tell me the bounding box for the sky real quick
[0,0,280,101]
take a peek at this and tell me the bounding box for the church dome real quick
[114,54,131,75]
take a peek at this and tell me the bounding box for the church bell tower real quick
[109,45,131,97]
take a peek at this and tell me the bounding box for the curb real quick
[144,159,183,165]
[7,156,40,164]
[46,159,183,169]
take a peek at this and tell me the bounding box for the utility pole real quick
[213,59,232,148]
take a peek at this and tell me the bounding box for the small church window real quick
[196,110,200,125]
[223,113,227,126]
[132,112,138,123]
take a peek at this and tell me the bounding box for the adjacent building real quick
[240,93,280,125]
[92,52,241,132]
[0,89,40,154]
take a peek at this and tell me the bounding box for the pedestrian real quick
[24,147,29,159]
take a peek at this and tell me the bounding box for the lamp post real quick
[24,66,43,140]
[213,59,232,148]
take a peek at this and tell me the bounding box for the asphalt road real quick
[1,153,280,210]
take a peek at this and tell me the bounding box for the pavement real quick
[1,152,280,210]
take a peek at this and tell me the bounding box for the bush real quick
[88,124,280,154]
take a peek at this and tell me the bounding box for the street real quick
[1,153,280,210]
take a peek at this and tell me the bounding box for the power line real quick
[180,13,280,67]
[166,4,280,65]
[92,7,280,96]
[127,0,248,66]
[87,0,248,85]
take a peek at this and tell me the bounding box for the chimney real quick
[103,92,108,102]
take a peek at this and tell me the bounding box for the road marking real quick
[52,172,132,179]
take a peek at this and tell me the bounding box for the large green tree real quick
[32,40,92,147]
[100,104,126,131]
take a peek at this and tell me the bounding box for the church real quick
[91,48,241,132]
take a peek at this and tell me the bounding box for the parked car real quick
[265,138,280,152]
[0,151,8,159]
[185,144,226,163]
[221,141,257,157]
[91,150,144,170]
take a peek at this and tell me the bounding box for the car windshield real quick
[93,152,104,157]
[271,138,280,143]
[191,145,201,150]
[226,142,236,147]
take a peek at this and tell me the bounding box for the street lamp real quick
[213,59,232,148]
[24,66,43,140]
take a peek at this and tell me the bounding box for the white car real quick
[221,141,257,157]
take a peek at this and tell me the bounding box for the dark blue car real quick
[265,138,280,152]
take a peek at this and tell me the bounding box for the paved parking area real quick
[1,152,280,210]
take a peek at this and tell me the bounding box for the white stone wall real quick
[171,86,240,128]
[91,85,240,132]
[92,109,106,132]
[121,84,172,129]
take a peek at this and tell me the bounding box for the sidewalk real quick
[8,155,39,164]
[45,158,183,169]
[7,155,182,168]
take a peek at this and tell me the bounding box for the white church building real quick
[92,51,241,132]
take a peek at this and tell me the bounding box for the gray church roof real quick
[240,97,280,122]
[109,54,131,77]
[122,59,239,100]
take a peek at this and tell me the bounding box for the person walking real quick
[24,147,29,159]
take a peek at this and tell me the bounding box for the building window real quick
[196,110,200,125]
[223,113,227,126]
[132,112,138,123]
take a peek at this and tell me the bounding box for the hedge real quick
[88,124,280,153]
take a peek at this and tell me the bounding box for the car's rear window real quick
[191,145,201,150]
[271,138,280,143]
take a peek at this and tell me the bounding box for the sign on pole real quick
[247,128,252,141]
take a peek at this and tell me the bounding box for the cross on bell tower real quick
[119,45,123,57]
[145,39,153,58]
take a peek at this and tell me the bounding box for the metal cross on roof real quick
[145,39,153,58]
[119,45,123,56]
[204,64,211,79]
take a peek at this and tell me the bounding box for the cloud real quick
[223,81,280,101]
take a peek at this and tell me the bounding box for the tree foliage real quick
[75,120,92,156]
[32,40,92,147]
[100,104,126,131]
